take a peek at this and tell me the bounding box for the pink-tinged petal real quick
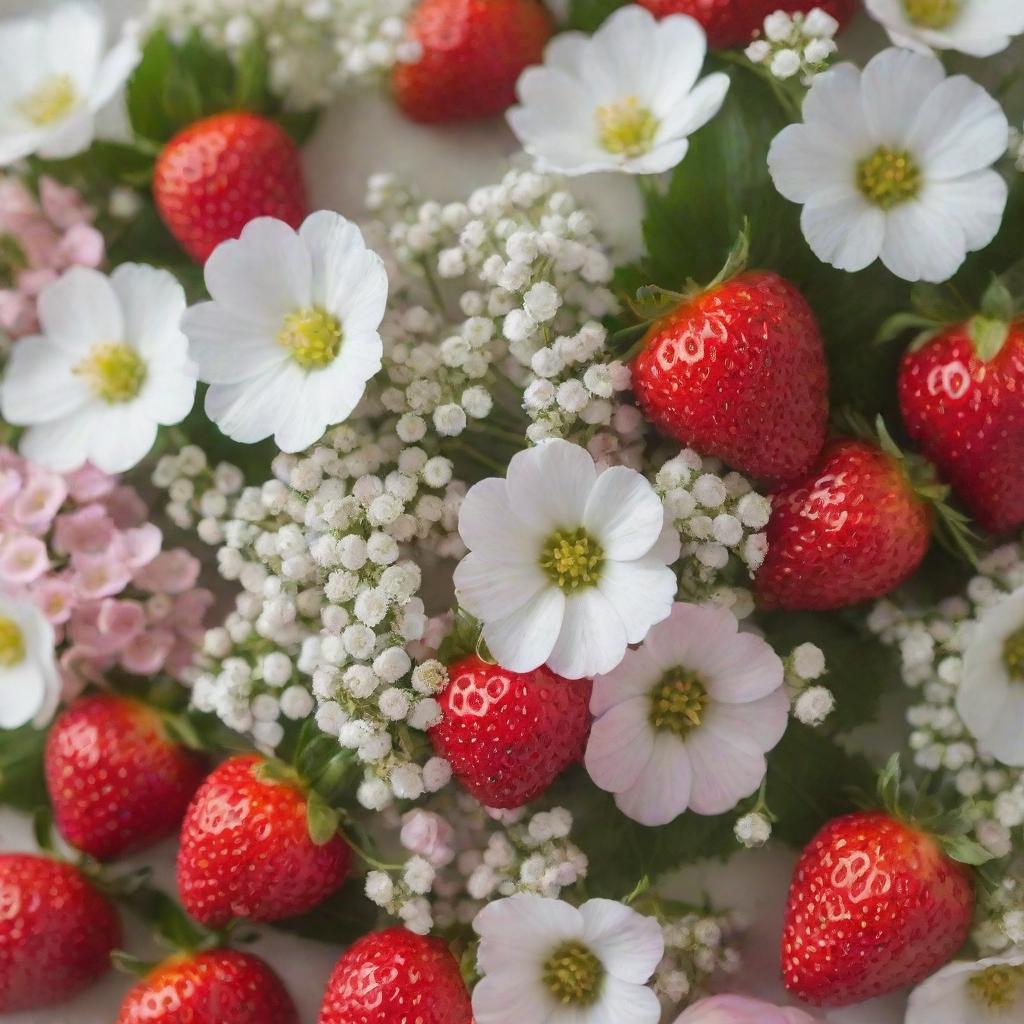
[614,732,692,826]
[585,697,656,794]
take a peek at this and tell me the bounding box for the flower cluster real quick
[974,861,1024,956]
[745,8,841,83]
[653,907,744,1005]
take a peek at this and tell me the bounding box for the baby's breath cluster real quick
[653,907,744,1007]
[975,862,1024,956]
[785,641,834,726]
[745,8,840,83]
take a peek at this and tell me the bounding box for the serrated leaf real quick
[271,877,380,945]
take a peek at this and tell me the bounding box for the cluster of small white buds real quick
[653,909,744,1009]
[745,8,840,84]
[783,642,834,727]
[974,867,1024,955]
[734,811,773,849]
[152,446,244,534]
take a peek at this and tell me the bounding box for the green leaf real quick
[0,724,48,812]
[275,110,321,146]
[564,0,628,31]
[234,38,270,110]
[272,877,380,945]
[127,31,178,142]
[307,790,342,846]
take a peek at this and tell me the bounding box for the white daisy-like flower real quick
[0,1,140,165]
[768,48,1009,283]
[0,265,196,474]
[473,893,665,1024]
[585,602,788,826]
[507,6,729,176]
[957,586,1024,767]
[184,213,387,454]
[906,953,1024,1023]
[0,596,61,730]
[866,0,1024,58]
[453,439,679,680]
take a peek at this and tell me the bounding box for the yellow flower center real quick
[595,96,659,158]
[967,964,1024,1011]
[903,0,960,28]
[0,617,26,668]
[278,307,343,370]
[18,74,78,126]
[650,670,710,736]
[540,528,604,592]
[75,343,147,403]
[857,146,922,208]
[1004,624,1024,682]
[543,941,605,1006]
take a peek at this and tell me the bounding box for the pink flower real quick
[172,589,215,638]
[96,599,146,649]
[31,578,77,625]
[54,505,116,556]
[400,809,456,867]
[64,465,117,503]
[672,996,821,1024]
[0,535,50,584]
[71,553,133,601]
[120,628,176,676]
[0,465,24,509]
[39,178,93,230]
[11,471,67,532]
[118,524,163,570]
[133,550,201,595]
[105,486,149,528]
[55,223,104,270]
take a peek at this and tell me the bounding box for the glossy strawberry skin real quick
[153,111,306,263]
[176,754,352,926]
[637,0,859,49]
[0,854,121,1013]
[755,439,931,610]
[318,928,473,1024]
[899,323,1024,536]
[632,271,828,487]
[116,949,299,1024]
[394,0,553,123]
[782,811,974,1007]
[45,694,207,861]
[429,655,592,809]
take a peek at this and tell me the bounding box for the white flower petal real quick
[880,199,968,283]
[585,697,656,794]
[800,186,885,273]
[45,1,103,91]
[579,899,664,984]
[583,466,664,560]
[590,976,662,1024]
[547,588,628,679]
[597,556,676,645]
[458,477,543,562]
[978,687,1024,767]
[906,954,1024,1024]
[37,266,123,353]
[921,172,1008,252]
[482,586,566,674]
[81,404,159,474]
[860,48,946,145]
[0,658,46,729]
[87,36,140,111]
[472,973,554,1024]
[139,367,196,426]
[702,688,790,755]
[590,646,662,717]
[768,124,851,204]
[184,301,287,386]
[35,111,95,159]
[655,72,730,142]
[685,719,770,815]
[454,551,550,624]
[18,411,94,472]
[800,62,871,155]
[615,732,692,826]
[204,361,308,445]
[700,630,785,704]
[505,440,597,534]
[1,338,87,424]
[110,263,187,358]
[475,893,582,969]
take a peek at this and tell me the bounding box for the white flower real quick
[585,603,788,826]
[957,586,1024,767]
[507,6,729,176]
[768,48,1009,283]
[453,439,678,679]
[473,893,664,1024]
[0,596,61,729]
[184,213,387,454]
[906,953,1024,1023]
[866,0,1024,57]
[1,265,196,473]
[0,1,140,164]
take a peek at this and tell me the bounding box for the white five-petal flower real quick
[0,265,196,474]
[957,586,1024,767]
[906,953,1024,1023]
[768,48,1009,283]
[453,439,679,680]
[0,595,61,730]
[507,6,730,176]
[0,1,140,165]
[473,893,665,1024]
[585,602,788,827]
[184,213,388,454]
[866,0,1024,58]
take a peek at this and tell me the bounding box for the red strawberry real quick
[631,270,828,486]
[45,694,207,861]
[318,928,473,1024]
[0,853,121,1013]
[153,111,307,263]
[393,0,553,123]
[782,811,974,1006]
[176,753,352,926]
[637,0,859,49]
[899,320,1024,536]
[116,948,299,1024]
[755,438,933,610]
[429,655,592,808]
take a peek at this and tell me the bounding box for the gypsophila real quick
[745,8,840,84]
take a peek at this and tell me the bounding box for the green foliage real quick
[564,0,628,31]
[0,724,48,812]
[272,877,380,945]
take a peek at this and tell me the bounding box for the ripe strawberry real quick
[45,694,207,861]
[176,753,352,926]
[631,270,828,486]
[393,0,553,123]
[637,0,859,49]
[782,811,974,1006]
[899,320,1024,536]
[755,438,932,610]
[116,948,299,1024]
[0,853,121,1013]
[429,655,592,808]
[153,111,307,263]
[318,928,473,1024]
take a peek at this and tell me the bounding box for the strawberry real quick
[782,810,974,1006]
[429,654,592,808]
[631,267,828,487]
[393,0,553,123]
[755,438,934,610]
[636,0,859,49]
[116,948,299,1024]
[899,319,1024,536]
[318,927,473,1024]
[0,853,121,1013]
[176,753,352,926]
[153,111,307,263]
[45,694,207,861]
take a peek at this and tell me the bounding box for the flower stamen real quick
[650,670,710,736]
[903,0,960,28]
[18,74,78,126]
[74,343,147,404]
[857,146,922,208]
[278,307,343,370]
[540,528,604,592]
[595,96,659,158]
[967,964,1024,1011]
[543,941,605,1006]
[0,617,26,668]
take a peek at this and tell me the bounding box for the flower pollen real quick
[857,146,922,208]
[595,96,659,158]
[540,528,604,592]
[18,75,78,125]
[75,343,146,403]
[650,670,710,736]
[1003,623,1024,681]
[0,617,26,668]
[278,307,343,370]
[543,941,605,1006]
[903,0,960,29]
[967,963,1024,1011]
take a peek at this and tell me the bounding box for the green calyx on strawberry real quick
[626,225,829,488]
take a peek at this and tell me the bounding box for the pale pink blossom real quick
[121,629,176,675]
[133,550,201,596]
[119,524,164,570]
[0,536,49,584]
[32,578,77,625]
[672,995,821,1024]
[64,465,117,503]
[105,486,149,528]
[11,472,67,532]
[96,599,146,648]
[401,809,456,867]
[54,505,116,557]
[72,554,134,601]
